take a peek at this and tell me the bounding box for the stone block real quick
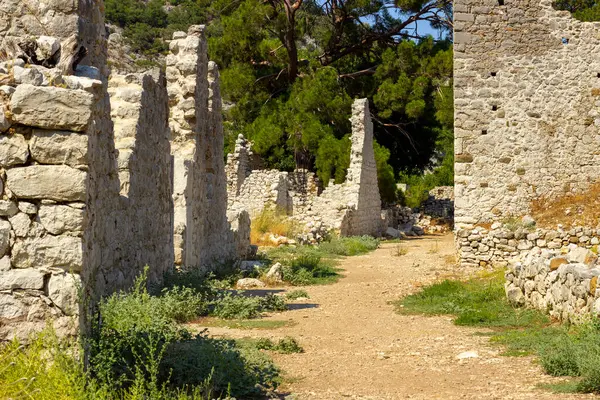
[38,204,85,235]
[567,247,597,265]
[0,219,9,258]
[0,201,18,217]
[550,257,569,271]
[47,273,81,316]
[10,85,94,132]
[29,130,88,166]
[0,294,26,319]
[0,134,29,166]
[12,236,83,271]
[0,269,45,291]
[6,165,87,201]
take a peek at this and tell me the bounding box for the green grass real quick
[198,318,293,330]
[395,270,550,328]
[285,289,309,300]
[239,337,304,354]
[264,235,378,286]
[395,270,600,395]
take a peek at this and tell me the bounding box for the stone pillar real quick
[344,98,382,237]
[166,26,209,269]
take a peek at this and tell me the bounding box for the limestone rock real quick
[0,219,9,258]
[266,262,284,282]
[0,108,10,133]
[6,165,87,201]
[18,202,37,215]
[12,66,44,86]
[385,227,401,238]
[506,285,525,306]
[35,36,61,61]
[567,247,597,265]
[9,212,31,237]
[0,134,29,166]
[456,351,479,360]
[0,269,45,291]
[236,278,266,289]
[47,273,81,316]
[0,294,26,319]
[12,236,83,271]
[10,85,94,132]
[550,257,569,271]
[0,256,10,271]
[0,201,18,217]
[29,130,88,166]
[38,204,85,235]
[240,260,263,272]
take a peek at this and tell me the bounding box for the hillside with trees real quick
[105,0,453,205]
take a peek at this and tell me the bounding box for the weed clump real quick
[286,289,309,300]
[211,293,287,320]
[253,337,304,354]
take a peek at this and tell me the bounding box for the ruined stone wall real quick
[167,27,247,269]
[226,98,382,237]
[0,66,101,340]
[506,247,600,322]
[306,99,382,237]
[454,0,600,227]
[107,70,173,289]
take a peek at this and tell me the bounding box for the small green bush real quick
[259,293,287,312]
[211,293,263,320]
[286,289,309,300]
[250,336,304,354]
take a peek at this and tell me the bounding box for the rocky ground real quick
[192,234,599,399]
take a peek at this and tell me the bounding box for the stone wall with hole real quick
[226,98,382,238]
[506,246,600,322]
[454,0,600,228]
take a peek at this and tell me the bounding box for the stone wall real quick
[166,27,246,269]
[226,98,382,238]
[454,0,600,227]
[422,186,454,220]
[0,64,103,340]
[506,246,600,322]
[0,5,249,340]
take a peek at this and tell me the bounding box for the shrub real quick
[281,254,338,286]
[286,289,309,300]
[250,337,304,354]
[211,293,263,320]
[211,292,287,319]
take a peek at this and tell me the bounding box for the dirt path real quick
[195,234,599,399]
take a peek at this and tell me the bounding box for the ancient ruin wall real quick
[167,27,247,269]
[226,99,382,237]
[454,0,600,227]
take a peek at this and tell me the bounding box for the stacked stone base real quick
[506,246,600,322]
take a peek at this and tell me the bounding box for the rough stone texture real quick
[106,69,174,287]
[167,27,246,269]
[227,99,382,238]
[307,99,382,237]
[29,130,88,166]
[38,204,85,235]
[0,134,29,166]
[454,0,600,227]
[0,5,248,341]
[10,85,94,131]
[457,223,600,269]
[6,165,87,201]
[506,246,600,322]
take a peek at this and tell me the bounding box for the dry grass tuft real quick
[250,208,299,246]
[531,183,600,229]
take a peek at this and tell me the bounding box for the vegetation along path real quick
[194,235,597,399]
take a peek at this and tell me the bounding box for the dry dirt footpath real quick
[198,234,599,400]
